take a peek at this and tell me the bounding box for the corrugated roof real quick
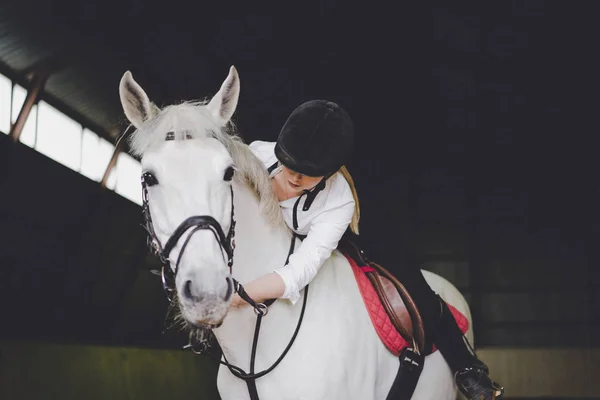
[0,0,382,145]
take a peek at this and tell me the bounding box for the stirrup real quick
[455,366,504,400]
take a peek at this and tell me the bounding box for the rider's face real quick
[280,165,324,193]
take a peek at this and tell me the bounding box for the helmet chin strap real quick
[301,176,328,211]
[268,161,332,231]
[292,175,329,230]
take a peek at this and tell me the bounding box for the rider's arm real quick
[248,140,277,168]
[274,198,354,304]
[230,200,353,307]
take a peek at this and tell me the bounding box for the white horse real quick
[118,66,473,400]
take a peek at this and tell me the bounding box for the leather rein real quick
[140,138,308,400]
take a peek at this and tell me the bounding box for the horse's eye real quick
[142,172,159,187]
[223,166,235,182]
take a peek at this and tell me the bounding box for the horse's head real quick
[119,67,241,328]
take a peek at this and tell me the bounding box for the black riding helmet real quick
[275,100,354,177]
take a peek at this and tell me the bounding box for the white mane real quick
[127,101,283,227]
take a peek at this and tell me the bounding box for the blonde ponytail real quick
[338,165,360,234]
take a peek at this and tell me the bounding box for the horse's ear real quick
[207,66,240,125]
[119,71,154,129]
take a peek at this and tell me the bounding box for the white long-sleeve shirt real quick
[249,140,355,304]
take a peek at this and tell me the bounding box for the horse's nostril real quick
[183,280,196,301]
[224,277,233,301]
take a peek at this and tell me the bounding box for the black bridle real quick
[141,176,236,302]
[139,139,308,400]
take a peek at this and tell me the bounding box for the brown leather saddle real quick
[340,240,426,354]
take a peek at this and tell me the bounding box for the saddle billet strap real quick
[368,262,426,353]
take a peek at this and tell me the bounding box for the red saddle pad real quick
[343,252,469,356]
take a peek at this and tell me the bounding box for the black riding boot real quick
[434,296,504,400]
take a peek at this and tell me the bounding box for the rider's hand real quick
[229,293,245,309]
[228,272,286,308]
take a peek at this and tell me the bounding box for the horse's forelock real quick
[128,101,213,156]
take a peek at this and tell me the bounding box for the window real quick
[36,101,82,172]
[0,74,11,134]
[105,168,117,190]
[115,152,142,205]
[80,128,115,182]
[11,85,37,148]
[0,72,142,206]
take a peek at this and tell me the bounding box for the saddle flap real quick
[338,239,425,353]
[367,272,414,341]
[368,262,426,352]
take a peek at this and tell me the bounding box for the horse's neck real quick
[214,180,295,367]
[230,179,292,284]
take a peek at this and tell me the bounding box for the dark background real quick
[0,0,598,350]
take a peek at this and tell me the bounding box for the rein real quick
[140,144,308,400]
[212,234,308,400]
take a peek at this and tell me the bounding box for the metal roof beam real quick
[100,138,125,189]
[9,71,49,143]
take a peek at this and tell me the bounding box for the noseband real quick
[141,174,236,302]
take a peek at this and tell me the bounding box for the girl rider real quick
[231,99,504,400]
